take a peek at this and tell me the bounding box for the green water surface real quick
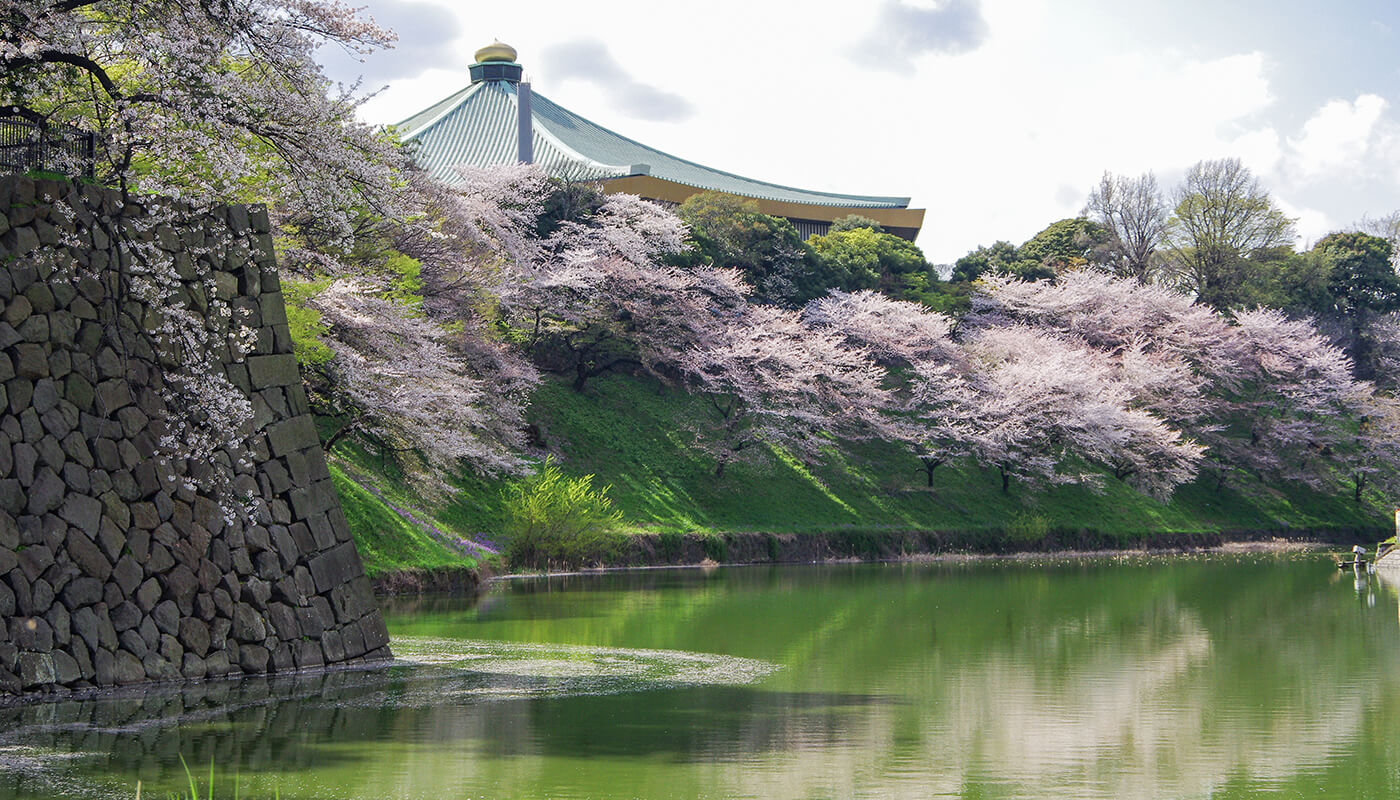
[2,554,1399,799]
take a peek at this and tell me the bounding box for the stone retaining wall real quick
[0,176,388,695]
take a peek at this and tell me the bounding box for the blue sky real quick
[323,0,1400,263]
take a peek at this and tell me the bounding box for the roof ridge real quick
[528,90,910,208]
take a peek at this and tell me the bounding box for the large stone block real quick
[267,602,300,642]
[231,603,266,642]
[341,619,366,659]
[135,578,162,613]
[294,639,324,669]
[59,493,102,537]
[246,354,300,389]
[17,544,54,582]
[238,644,269,674]
[12,344,47,380]
[152,600,180,635]
[61,577,102,608]
[0,513,15,550]
[320,628,345,663]
[309,542,363,596]
[109,602,141,633]
[25,468,65,515]
[17,652,55,688]
[259,292,288,327]
[51,650,80,684]
[93,379,132,415]
[359,614,390,653]
[329,580,371,625]
[66,528,111,582]
[264,416,319,458]
[111,555,142,596]
[166,565,199,614]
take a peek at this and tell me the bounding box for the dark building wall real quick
[0,176,388,696]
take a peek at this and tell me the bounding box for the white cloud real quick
[1286,94,1388,180]
[853,0,991,71]
[542,39,696,122]
[1229,128,1284,177]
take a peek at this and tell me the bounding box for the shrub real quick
[503,459,624,569]
[1007,512,1050,543]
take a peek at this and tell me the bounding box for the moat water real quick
[1,553,1398,799]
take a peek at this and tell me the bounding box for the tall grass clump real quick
[1006,512,1050,543]
[504,458,624,569]
[132,755,280,799]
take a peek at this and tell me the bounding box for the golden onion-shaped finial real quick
[474,41,518,64]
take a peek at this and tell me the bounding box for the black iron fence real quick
[0,106,96,178]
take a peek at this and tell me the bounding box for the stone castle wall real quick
[0,176,388,695]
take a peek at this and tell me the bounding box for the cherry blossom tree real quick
[290,165,754,492]
[1342,391,1400,503]
[1208,308,1368,488]
[279,166,548,493]
[973,270,1232,430]
[804,291,979,486]
[974,271,1394,496]
[1366,313,1400,392]
[677,304,889,478]
[434,167,748,393]
[962,325,1203,497]
[411,165,555,288]
[806,285,1207,497]
[1,0,404,228]
[308,278,537,496]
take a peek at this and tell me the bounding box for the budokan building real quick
[397,42,925,241]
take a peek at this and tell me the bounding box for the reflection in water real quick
[0,641,782,799]
[2,556,1400,799]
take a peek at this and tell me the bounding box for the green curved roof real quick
[397,79,911,210]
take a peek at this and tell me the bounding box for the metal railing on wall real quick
[0,106,96,179]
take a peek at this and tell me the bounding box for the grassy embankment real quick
[328,373,1393,576]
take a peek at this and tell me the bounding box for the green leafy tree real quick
[1236,248,1333,314]
[674,192,833,306]
[1360,211,1400,270]
[1241,232,1400,381]
[1317,231,1400,381]
[1163,158,1296,309]
[949,219,1109,286]
[808,226,932,299]
[1016,217,1114,275]
[951,240,1018,283]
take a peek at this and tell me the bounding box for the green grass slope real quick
[524,374,1387,539]
[330,372,1391,571]
[329,459,486,576]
